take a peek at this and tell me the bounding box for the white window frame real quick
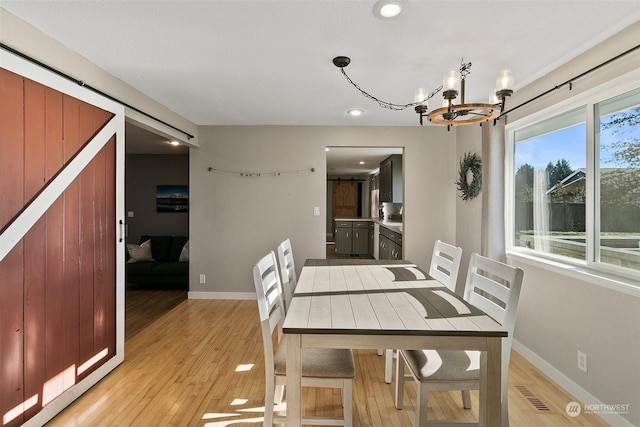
[505,68,640,295]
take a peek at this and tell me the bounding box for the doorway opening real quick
[325,146,403,257]
[124,121,190,339]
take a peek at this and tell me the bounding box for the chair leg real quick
[385,349,394,383]
[395,351,405,409]
[264,378,275,426]
[343,379,353,427]
[416,382,429,427]
[502,390,509,427]
[461,390,471,409]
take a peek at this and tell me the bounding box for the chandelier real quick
[332,56,514,128]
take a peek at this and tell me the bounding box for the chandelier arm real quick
[340,68,441,111]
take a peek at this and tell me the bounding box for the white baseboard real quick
[188,291,255,300]
[512,340,635,427]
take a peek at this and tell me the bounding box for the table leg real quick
[285,333,302,427]
[480,337,502,427]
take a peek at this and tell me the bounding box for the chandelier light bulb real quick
[414,87,429,104]
[496,69,514,91]
[443,70,459,92]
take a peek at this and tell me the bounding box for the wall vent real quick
[515,385,551,411]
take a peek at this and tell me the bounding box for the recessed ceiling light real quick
[373,0,409,19]
[347,109,363,116]
[359,161,365,165]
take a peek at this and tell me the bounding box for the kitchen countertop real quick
[334,217,402,234]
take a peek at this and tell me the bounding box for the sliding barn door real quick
[0,52,125,426]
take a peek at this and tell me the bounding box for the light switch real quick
[127,211,135,218]
[313,206,320,216]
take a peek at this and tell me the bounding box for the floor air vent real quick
[515,385,551,411]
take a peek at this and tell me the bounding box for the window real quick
[508,83,640,277]
[513,107,587,260]
[596,88,640,271]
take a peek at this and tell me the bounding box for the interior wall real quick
[125,154,189,243]
[453,124,483,295]
[189,125,456,297]
[454,21,640,426]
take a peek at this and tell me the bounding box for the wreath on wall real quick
[455,152,482,201]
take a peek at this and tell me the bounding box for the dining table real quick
[282,258,507,427]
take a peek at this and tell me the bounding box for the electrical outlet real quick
[199,274,206,284]
[577,351,588,373]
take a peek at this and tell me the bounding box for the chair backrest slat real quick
[429,240,463,292]
[253,251,288,380]
[463,253,523,329]
[277,238,297,313]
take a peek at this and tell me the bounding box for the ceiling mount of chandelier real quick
[333,56,514,128]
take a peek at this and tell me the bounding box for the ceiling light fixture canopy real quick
[332,56,514,129]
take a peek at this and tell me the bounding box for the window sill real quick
[506,249,640,298]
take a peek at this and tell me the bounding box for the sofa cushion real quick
[126,261,156,275]
[126,239,154,263]
[179,240,189,262]
[151,261,189,276]
[140,235,173,261]
[170,236,189,261]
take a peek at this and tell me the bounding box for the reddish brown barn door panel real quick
[0,67,118,426]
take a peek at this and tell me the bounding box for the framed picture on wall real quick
[156,185,189,213]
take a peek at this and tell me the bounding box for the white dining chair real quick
[383,240,463,383]
[395,253,524,427]
[276,238,297,314]
[253,251,355,426]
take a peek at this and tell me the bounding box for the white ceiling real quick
[3,1,640,167]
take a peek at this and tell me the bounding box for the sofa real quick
[126,235,189,287]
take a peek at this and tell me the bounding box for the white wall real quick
[454,124,483,295]
[454,21,640,426]
[189,125,456,297]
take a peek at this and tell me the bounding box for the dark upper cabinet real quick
[379,155,402,203]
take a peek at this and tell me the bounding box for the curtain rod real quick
[1,43,195,140]
[500,43,640,119]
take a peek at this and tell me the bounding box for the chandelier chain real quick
[340,68,442,111]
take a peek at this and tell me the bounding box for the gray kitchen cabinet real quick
[352,221,370,256]
[369,221,375,257]
[335,221,353,255]
[379,154,403,203]
[379,225,402,260]
[335,220,374,256]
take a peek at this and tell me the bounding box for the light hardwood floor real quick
[46,296,609,427]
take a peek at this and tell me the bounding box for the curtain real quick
[481,118,507,262]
